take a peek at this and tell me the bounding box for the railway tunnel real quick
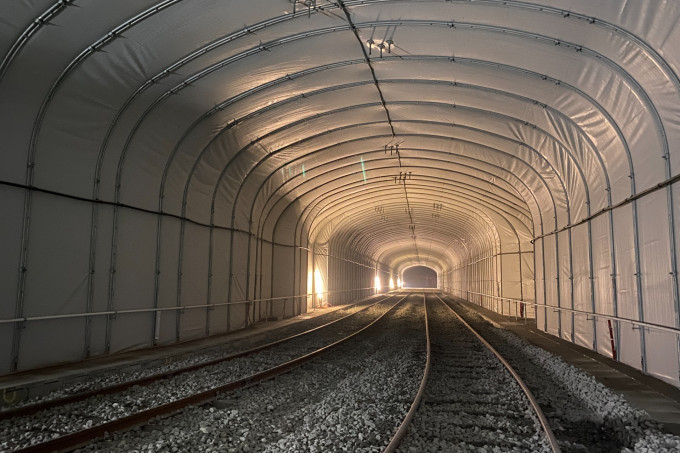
[2,1,680,451]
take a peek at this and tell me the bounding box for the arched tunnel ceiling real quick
[3,0,680,271]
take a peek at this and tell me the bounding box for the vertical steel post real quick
[311,245,316,310]
[151,213,163,345]
[665,183,680,382]
[252,221,260,321]
[176,214,186,342]
[245,220,253,327]
[105,204,119,354]
[555,232,562,339]
[518,248,525,303]
[205,219,214,337]
[587,218,598,352]
[226,219,235,332]
[632,198,647,372]
[84,198,99,357]
[11,187,32,371]
[608,209,619,357]
[292,243,297,317]
[541,237,548,332]
[269,238,275,318]
[568,228,575,343]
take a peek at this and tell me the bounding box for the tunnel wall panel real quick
[88,316,108,359]
[500,253,521,301]
[178,222,210,341]
[543,234,559,336]
[0,326,12,375]
[226,229,250,332]
[535,238,545,329]
[112,209,156,312]
[109,312,154,356]
[157,217,181,345]
[0,185,22,371]
[558,230,573,342]
[230,230,249,303]
[208,228,231,335]
[637,190,680,386]
[591,213,614,359]
[178,308,206,342]
[108,208,156,353]
[90,204,114,356]
[612,205,642,370]
[17,193,90,370]
[637,191,674,327]
[508,192,680,387]
[18,318,85,371]
[0,186,23,320]
[23,192,90,318]
[572,222,594,350]
[259,241,273,317]
[271,244,295,319]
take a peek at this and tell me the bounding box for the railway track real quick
[0,294,390,415]
[78,294,428,453]
[0,293,407,452]
[439,295,655,452]
[388,293,560,453]
[2,291,572,452]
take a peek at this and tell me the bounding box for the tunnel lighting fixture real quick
[394,171,412,183]
[374,276,382,293]
[366,38,393,58]
[302,164,306,178]
[384,142,402,156]
[291,0,316,17]
[389,278,395,290]
[360,157,367,183]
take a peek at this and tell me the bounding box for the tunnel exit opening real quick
[402,266,438,289]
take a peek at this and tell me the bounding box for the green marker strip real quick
[360,157,367,183]
[302,164,306,178]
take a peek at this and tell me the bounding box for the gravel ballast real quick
[6,291,677,453]
[446,297,680,453]
[76,296,427,453]
[397,296,551,453]
[0,297,399,452]
[0,297,382,411]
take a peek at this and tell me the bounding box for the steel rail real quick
[434,293,561,453]
[12,293,410,453]
[1,293,398,420]
[383,292,431,453]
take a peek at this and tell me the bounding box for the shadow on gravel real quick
[547,414,625,452]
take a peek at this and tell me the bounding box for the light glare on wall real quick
[397,278,402,288]
[315,269,324,301]
[389,278,395,290]
[374,276,381,292]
